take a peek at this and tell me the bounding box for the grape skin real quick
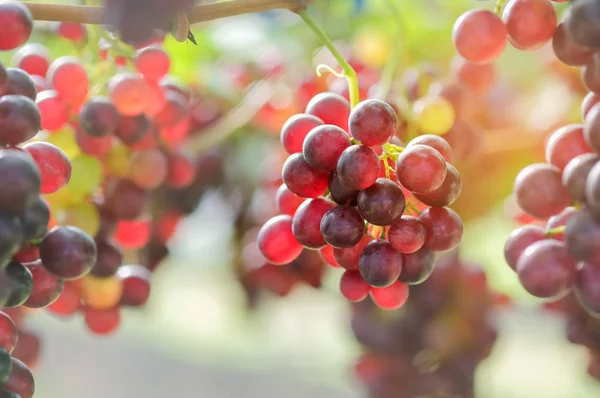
[514,163,572,219]
[302,124,350,171]
[320,206,365,249]
[348,99,398,146]
[545,124,592,171]
[399,247,435,284]
[452,9,507,64]
[292,198,335,249]
[39,226,97,280]
[502,0,557,51]
[358,240,403,288]
[419,207,463,252]
[396,145,447,194]
[504,225,546,270]
[336,145,380,191]
[562,153,599,203]
[282,153,329,198]
[257,215,303,265]
[357,178,406,226]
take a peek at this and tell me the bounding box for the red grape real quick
[39,226,97,279]
[339,270,370,302]
[47,281,80,316]
[419,207,463,252]
[388,215,426,254]
[348,99,397,146]
[3,358,34,398]
[23,142,71,194]
[305,92,351,131]
[399,247,435,284]
[117,265,151,307]
[302,124,350,171]
[504,225,546,270]
[79,96,120,137]
[502,0,557,51]
[135,46,170,81]
[84,306,121,335]
[0,150,40,215]
[0,2,33,51]
[552,23,594,67]
[0,313,17,353]
[370,280,410,310]
[22,260,64,308]
[407,134,454,163]
[275,184,304,216]
[280,114,323,154]
[166,152,196,188]
[358,240,403,288]
[281,153,329,198]
[320,205,365,248]
[12,44,51,78]
[452,9,507,63]
[47,56,89,106]
[90,238,122,278]
[328,172,358,205]
[36,90,69,132]
[56,22,87,43]
[565,209,600,266]
[257,215,303,265]
[292,197,335,249]
[514,163,572,219]
[0,95,41,146]
[336,145,380,190]
[396,145,447,194]
[575,262,600,315]
[357,178,406,226]
[108,72,151,116]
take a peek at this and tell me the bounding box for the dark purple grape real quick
[0,348,11,385]
[320,206,365,249]
[90,238,122,277]
[3,357,34,398]
[357,178,406,226]
[20,197,49,241]
[39,226,97,279]
[566,0,600,50]
[585,161,600,215]
[516,240,576,298]
[565,208,600,266]
[0,95,40,146]
[336,145,380,191]
[574,262,600,315]
[399,247,435,284]
[115,114,150,144]
[291,198,335,249]
[79,96,120,137]
[0,214,23,267]
[552,22,594,67]
[562,153,599,203]
[4,262,32,308]
[0,150,40,215]
[348,99,397,146]
[413,163,462,207]
[4,68,36,101]
[328,172,358,206]
[358,240,403,288]
[504,225,546,270]
[103,179,148,220]
[302,124,350,171]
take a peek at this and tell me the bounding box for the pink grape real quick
[419,207,463,252]
[452,9,507,63]
[35,90,69,132]
[12,44,51,77]
[336,145,380,191]
[339,270,370,302]
[281,153,329,198]
[502,0,557,51]
[23,142,71,194]
[257,215,303,265]
[108,72,151,116]
[396,144,447,194]
[47,56,89,106]
[135,46,170,81]
[306,93,351,132]
[503,225,546,270]
[275,184,304,216]
[280,114,323,154]
[545,124,592,171]
[302,124,350,171]
[514,163,572,219]
[388,215,426,254]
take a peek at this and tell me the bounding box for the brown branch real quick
[22,0,308,24]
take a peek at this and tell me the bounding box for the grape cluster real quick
[257,92,464,310]
[352,251,499,398]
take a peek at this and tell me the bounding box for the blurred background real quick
[9,0,600,397]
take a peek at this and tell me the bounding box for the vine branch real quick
[22,0,309,25]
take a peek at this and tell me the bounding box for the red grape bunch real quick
[257,90,464,311]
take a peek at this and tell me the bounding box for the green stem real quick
[545,226,565,237]
[494,0,506,15]
[298,10,360,108]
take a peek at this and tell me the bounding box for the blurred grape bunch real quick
[102,0,194,45]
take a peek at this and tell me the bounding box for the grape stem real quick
[545,226,565,237]
[297,10,360,108]
[494,0,506,15]
[22,0,309,25]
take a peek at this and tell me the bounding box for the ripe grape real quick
[275,184,304,216]
[135,46,170,81]
[413,162,462,207]
[4,68,36,101]
[166,152,195,188]
[562,153,599,203]
[292,198,335,249]
[358,240,403,288]
[0,95,40,146]
[114,218,151,249]
[339,270,370,302]
[108,72,151,116]
[23,260,64,308]
[552,23,594,66]
[84,306,120,335]
[23,142,71,194]
[21,197,50,241]
[115,114,151,145]
[91,238,122,278]
[79,96,120,137]
[412,96,455,136]
[388,215,426,254]
[586,162,600,214]
[336,145,380,191]
[584,103,600,151]
[117,265,151,307]
[281,153,329,198]
[56,22,87,43]
[334,234,373,271]
[3,358,34,398]
[154,91,187,129]
[583,93,600,120]
[348,99,397,146]
[305,92,351,131]
[0,214,23,267]
[280,114,323,154]
[257,215,303,265]
[0,150,40,215]
[12,44,51,78]
[516,240,576,298]
[396,145,447,194]
[82,276,124,310]
[75,127,112,157]
[514,163,571,219]
[407,134,454,163]
[0,313,17,354]
[0,2,33,51]
[399,247,435,284]
[4,262,32,308]
[47,56,89,106]
[302,124,350,171]
[582,55,600,94]
[328,172,358,205]
[103,178,148,220]
[369,280,409,310]
[47,281,80,316]
[39,226,97,279]
[357,178,406,226]
[320,205,365,248]
[566,0,600,50]
[419,207,463,252]
[575,262,600,315]
[546,124,592,171]
[502,0,557,51]
[504,225,546,270]
[452,9,507,63]
[565,209,600,266]
[128,149,168,189]
[35,90,68,132]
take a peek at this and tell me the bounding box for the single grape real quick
[396,144,447,194]
[154,91,187,129]
[103,178,148,220]
[451,57,495,95]
[348,99,397,146]
[3,357,33,398]
[4,262,33,308]
[419,207,463,252]
[414,163,462,207]
[516,240,576,298]
[305,93,351,131]
[257,215,303,265]
[84,306,121,335]
[79,96,120,137]
[23,142,71,195]
[0,214,23,267]
[399,247,435,284]
[0,2,33,51]
[318,245,339,267]
[75,128,112,157]
[333,234,373,271]
[115,114,151,145]
[275,184,304,216]
[412,96,455,136]
[4,68,36,101]
[357,178,406,226]
[502,0,557,51]
[90,238,122,278]
[584,102,600,151]
[565,209,600,266]
[574,262,600,315]
[586,161,600,215]
[20,196,49,241]
[320,206,365,249]
[0,95,40,146]
[370,280,409,310]
[328,172,358,206]
[504,225,546,270]
[135,46,170,81]
[388,215,426,254]
[552,23,594,67]
[280,114,324,154]
[281,153,329,198]
[0,313,17,354]
[108,72,151,116]
[117,265,151,307]
[302,124,350,171]
[47,56,89,106]
[114,218,151,249]
[39,226,97,279]
[358,240,403,288]
[547,207,577,242]
[407,134,454,163]
[128,149,168,189]
[35,90,68,132]
[545,124,592,171]
[166,152,195,188]
[566,0,600,50]
[514,163,572,219]
[339,270,370,302]
[336,145,380,191]
[452,9,507,63]
[47,280,80,316]
[0,150,40,215]
[292,198,335,249]
[12,44,50,78]
[56,22,87,43]
[81,275,124,310]
[22,260,64,308]
[562,153,599,203]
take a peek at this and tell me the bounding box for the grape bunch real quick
[256,91,464,310]
[352,251,500,398]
